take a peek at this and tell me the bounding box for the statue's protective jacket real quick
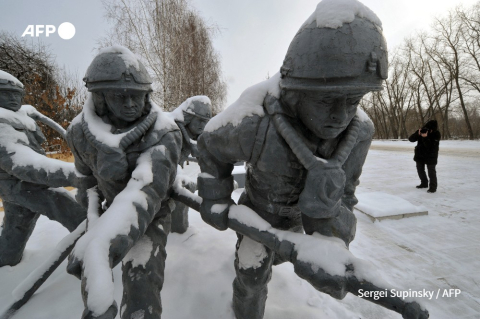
[66,102,182,259]
[198,96,374,224]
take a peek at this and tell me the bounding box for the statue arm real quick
[197,116,261,178]
[108,129,182,268]
[66,123,94,176]
[68,129,182,279]
[65,123,95,208]
[197,115,262,230]
[0,141,91,188]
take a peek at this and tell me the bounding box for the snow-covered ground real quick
[0,139,479,319]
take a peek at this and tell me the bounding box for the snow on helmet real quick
[170,96,212,122]
[188,98,212,120]
[280,0,388,92]
[83,45,153,92]
[0,70,24,93]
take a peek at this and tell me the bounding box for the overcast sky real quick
[0,0,478,107]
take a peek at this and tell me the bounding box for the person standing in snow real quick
[65,46,182,319]
[196,1,387,318]
[169,96,212,233]
[0,70,93,267]
[409,120,440,193]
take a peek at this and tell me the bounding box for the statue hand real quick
[293,258,348,300]
[67,229,135,280]
[303,206,357,246]
[66,254,83,280]
[109,234,135,268]
[200,198,235,231]
[402,301,429,319]
[181,178,197,193]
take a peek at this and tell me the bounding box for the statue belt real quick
[247,188,302,218]
[256,201,301,218]
[276,205,302,218]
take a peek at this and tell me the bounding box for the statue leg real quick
[120,214,169,319]
[0,201,40,267]
[232,234,274,319]
[170,201,189,234]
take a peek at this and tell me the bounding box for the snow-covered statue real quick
[0,70,92,268]
[171,96,212,167]
[65,46,182,319]
[197,1,427,318]
[168,96,212,233]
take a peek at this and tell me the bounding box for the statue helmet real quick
[0,70,24,93]
[175,96,212,122]
[279,0,388,92]
[83,45,153,92]
[187,98,213,120]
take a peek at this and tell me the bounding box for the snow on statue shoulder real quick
[205,73,281,132]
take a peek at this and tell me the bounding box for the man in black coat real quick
[409,120,441,193]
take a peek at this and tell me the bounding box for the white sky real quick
[0,0,478,107]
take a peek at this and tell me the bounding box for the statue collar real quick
[81,95,158,153]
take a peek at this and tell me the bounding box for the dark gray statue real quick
[197,4,427,319]
[174,96,212,168]
[170,96,212,233]
[65,46,182,319]
[0,70,91,267]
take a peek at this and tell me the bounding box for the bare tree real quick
[417,34,456,139]
[99,0,227,114]
[363,2,480,140]
[431,11,474,139]
[456,4,480,93]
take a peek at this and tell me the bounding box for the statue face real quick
[0,90,23,112]
[295,91,365,139]
[104,90,147,123]
[187,116,209,138]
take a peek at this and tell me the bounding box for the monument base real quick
[355,192,428,222]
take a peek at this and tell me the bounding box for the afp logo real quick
[22,22,76,40]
